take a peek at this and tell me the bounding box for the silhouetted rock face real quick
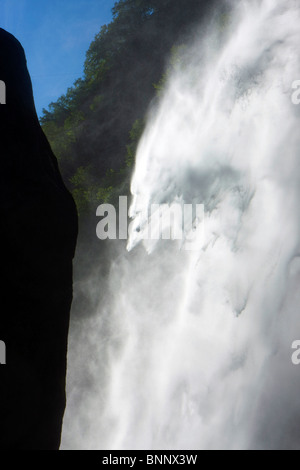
[0,29,78,450]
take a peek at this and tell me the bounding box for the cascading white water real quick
[62,0,300,450]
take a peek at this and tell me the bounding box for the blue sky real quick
[0,0,116,117]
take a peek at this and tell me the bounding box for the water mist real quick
[62,0,300,450]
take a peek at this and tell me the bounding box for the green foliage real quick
[126,119,145,167]
[42,120,70,162]
[41,0,216,218]
[154,44,188,95]
[89,95,104,112]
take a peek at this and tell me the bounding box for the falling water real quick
[62,0,300,450]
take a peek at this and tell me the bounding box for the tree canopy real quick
[40,0,216,216]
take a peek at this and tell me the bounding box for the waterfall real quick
[62,0,300,450]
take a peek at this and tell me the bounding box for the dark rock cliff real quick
[0,28,78,450]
